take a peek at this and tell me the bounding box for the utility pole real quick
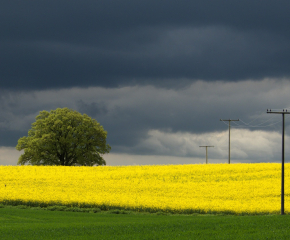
[220,119,239,164]
[267,109,290,215]
[199,146,214,164]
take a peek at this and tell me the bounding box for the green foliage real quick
[16,108,111,166]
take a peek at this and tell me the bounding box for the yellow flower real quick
[0,163,286,214]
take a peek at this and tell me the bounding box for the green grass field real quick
[0,207,290,239]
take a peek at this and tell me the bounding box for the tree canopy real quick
[16,108,111,166]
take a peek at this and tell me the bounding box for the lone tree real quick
[16,108,111,166]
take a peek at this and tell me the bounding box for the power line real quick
[240,115,281,126]
[218,113,283,128]
[231,118,283,128]
[240,112,265,125]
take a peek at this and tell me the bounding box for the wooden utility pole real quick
[199,146,214,164]
[267,109,290,215]
[220,119,239,164]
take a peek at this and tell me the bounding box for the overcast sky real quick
[1,1,290,165]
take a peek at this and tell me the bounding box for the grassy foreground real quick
[0,207,290,239]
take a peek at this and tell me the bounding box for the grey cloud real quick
[0,79,290,164]
[125,129,284,162]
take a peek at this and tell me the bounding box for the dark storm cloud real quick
[77,100,108,116]
[0,129,27,147]
[1,1,290,90]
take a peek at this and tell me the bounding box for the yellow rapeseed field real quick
[0,163,288,214]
